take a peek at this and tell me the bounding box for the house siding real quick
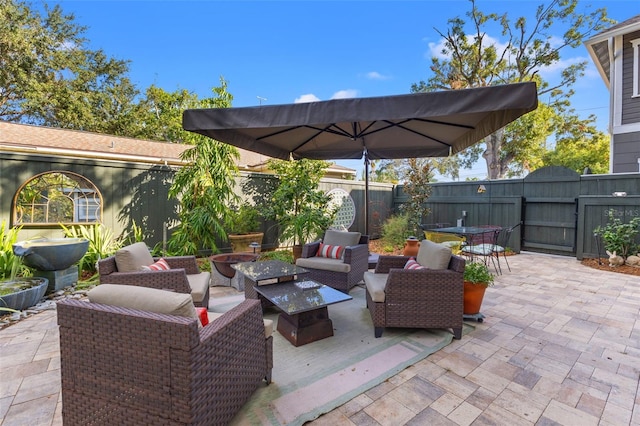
[612,132,640,172]
[622,31,640,125]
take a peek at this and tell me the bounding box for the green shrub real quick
[0,220,31,280]
[61,224,123,279]
[380,214,410,250]
[259,250,294,264]
[594,210,640,258]
[463,261,494,286]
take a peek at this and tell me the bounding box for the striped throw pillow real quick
[318,243,344,259]
[143,258,171,271]
[404,257,425,270]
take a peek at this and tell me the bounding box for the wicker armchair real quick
[98,242,211,308]
[364,254,465,339]
[295,230,369,293]
[57,296,272,426]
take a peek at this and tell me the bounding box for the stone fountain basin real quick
[13,238,89,271]
[210,253,259,279]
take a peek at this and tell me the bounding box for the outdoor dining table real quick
[435,226,501,240]
[435,226,502,255]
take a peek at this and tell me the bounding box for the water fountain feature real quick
[13,238,89,292]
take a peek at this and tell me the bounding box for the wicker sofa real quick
[364,239,465,339]
[98,242,211,308]
[295,230,369,293]
[57,285,272,426]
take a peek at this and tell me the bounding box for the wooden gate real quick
[521,167,580,255]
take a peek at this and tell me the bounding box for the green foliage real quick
[399,158,433,236]
[267,159,335,246]
[543,118,610,174]
[464,261,494,286]
[258,250,294,264]
[0,0,140,132]
[380,214,410,251]
[167,77,239,255]
[411,0,612,180]
[60,224,122,279]
[594,210,640,259]
[225,204,261,234]
[0,221,31,280]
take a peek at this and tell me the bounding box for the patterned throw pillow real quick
[318,243,344,259]
[404,257,425,270]
[142,258,171,271]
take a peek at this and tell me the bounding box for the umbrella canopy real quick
[182,82,538,234]
[183,82,537,161]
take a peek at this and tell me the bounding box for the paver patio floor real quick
[1,252,639,425]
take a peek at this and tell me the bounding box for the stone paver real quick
[1,252,639,425]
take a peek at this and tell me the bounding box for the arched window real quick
[13,171,102,226]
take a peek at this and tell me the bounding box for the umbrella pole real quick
[364,154,369,236]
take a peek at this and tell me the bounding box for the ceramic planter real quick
[463,281,487,314]
[0,278,49,311]
[403,238,420,257]
[228,232,264,253]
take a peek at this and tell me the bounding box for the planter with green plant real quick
[225,204,264,253]
[462,261,494,315]
[0,220,48,312]
[267,159,335,259]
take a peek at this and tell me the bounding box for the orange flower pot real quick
[463,281,487,314]
[403,238,420,257]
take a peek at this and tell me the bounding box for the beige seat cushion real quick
[207,311,274,338]
[88,284,198,320]
[187,271,211,302]
[114,242,154,272]
[323,230,361,248]
[416,239,452,270]
[296,256,351,273]
[364,271,388,302]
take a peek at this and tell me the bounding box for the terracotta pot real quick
[463,281,487,314]
[403,238,420,257]
[292,245,303,261]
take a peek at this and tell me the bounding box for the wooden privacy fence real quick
[395,166,640,259]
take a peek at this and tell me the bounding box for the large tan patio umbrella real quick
[183,82,538,234]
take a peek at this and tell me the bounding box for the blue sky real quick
[52,0,635,180]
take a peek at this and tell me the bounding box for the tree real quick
[167,78,240,255]
[543,116,609,174]
[0,1,139,133]
[267,158,334,248]
[412,0,611,179]
[399,159,433,236]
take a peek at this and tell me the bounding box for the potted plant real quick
[0,221,49,311]
[225,204,264,253]
[462,261,494,314]
[267,159,335,259]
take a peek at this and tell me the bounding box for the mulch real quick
[580,257,640,276]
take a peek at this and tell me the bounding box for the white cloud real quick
[365,71,391,80]
[294,94,321,103]
[331,89,358,99]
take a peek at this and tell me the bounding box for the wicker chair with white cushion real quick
[57,284,272,425]
[364,239,465,338]
[295,229,369,293]
[98,242,211,308]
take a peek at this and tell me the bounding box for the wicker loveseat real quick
[57,285,272,426]
[295,230,369,293]
[364,239,465,339]
[98,242,211,308]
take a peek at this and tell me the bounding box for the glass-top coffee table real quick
[232,260,309,302]
[254,280,352,347]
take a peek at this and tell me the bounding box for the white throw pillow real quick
[416,239,452,270]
